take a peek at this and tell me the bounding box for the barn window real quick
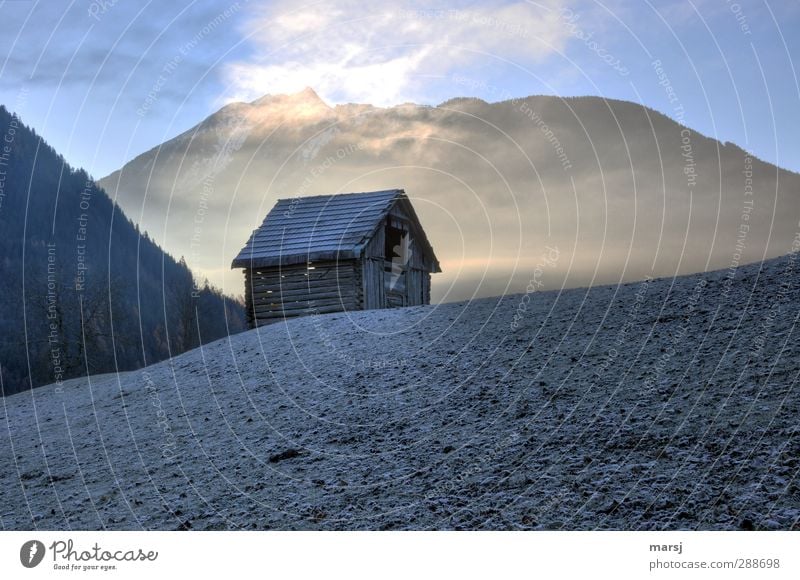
[385,224,405,266]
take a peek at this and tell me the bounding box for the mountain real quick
[1,252,798,530]
[0,106,246,396]
[99,88,800,301]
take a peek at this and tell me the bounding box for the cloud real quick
[223,0,573,105]
[0,1,244,95]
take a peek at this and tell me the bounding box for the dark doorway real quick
[385,223,404,263]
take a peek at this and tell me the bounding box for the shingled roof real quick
[231,189,439,269]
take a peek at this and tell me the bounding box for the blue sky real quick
[1,0,798,177]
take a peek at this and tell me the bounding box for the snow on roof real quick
[231,189,426,269]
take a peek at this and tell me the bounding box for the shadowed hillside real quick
[0,106,246,395]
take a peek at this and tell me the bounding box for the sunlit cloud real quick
[224,0,573,105]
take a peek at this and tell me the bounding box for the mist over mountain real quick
[99,88,800,302]
[0,106,246,395]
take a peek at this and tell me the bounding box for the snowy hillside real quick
[2,254,799,530]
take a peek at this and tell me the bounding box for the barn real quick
[231,189,441,328]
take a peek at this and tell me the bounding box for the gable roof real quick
[231,189,440,270]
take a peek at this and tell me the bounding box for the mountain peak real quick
[296,86,323,100]
[251,87,326,107]
[247,87,333,121]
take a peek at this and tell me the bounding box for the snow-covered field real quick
[2,254,799,530]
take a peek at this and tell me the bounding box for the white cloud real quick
[224,0,573,105]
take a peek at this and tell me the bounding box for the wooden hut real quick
[232,189,441,328]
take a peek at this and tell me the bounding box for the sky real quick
[1,0,799,180]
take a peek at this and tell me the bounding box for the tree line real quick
[0,105,246,396]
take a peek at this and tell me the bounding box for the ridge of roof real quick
[274,188,404,203]
[232,189,414,269]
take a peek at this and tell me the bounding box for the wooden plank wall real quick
[386,268,406,308]
[362,220,385,260]
[406,268,426,306]
[362,257,385,310]
[246,260,358,327]
[360,209,434,309]
[361,222,386,310]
